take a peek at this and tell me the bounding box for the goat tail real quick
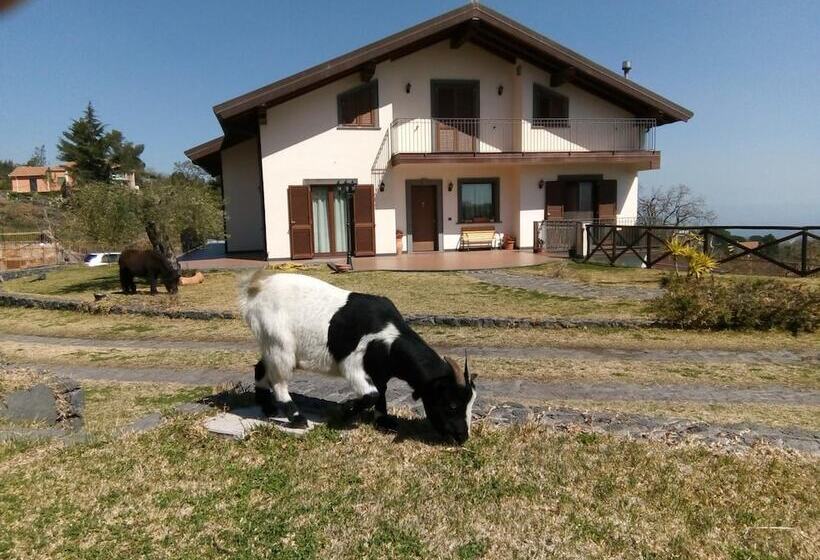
[237,268,268,321]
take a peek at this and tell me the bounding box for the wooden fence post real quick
[646,228,652,267]
[801,229,808,277]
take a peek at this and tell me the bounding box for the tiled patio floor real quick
[180,242,555,272]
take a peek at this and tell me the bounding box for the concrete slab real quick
[203,406,323,439]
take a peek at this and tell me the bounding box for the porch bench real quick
[459,225,497,251]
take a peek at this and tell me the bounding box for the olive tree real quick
[59,179,223,272]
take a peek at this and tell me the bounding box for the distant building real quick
[8,163,75,193]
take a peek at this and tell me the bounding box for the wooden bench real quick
[459,225,497,251]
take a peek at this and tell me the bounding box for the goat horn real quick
[464,350,470,383]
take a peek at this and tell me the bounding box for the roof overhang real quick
[186,3,692,176]
[184,136,223,176]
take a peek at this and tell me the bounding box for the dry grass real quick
[0,415,817,559]
[3,340,818,391]
[2,264,646,319]
[1,307,817,352]
[549,399,820,432]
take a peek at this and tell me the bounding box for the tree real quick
[57,103,111,184]
[106,129,145,177]
[59,178,224,269]
[637,184,716,226]
[170,160,216,186]
[26,145,47,167]
[0,159,15,191]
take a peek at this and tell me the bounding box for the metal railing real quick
[389,118,656,156]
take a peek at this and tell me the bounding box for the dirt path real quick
[13,361,819,454]
[468,269,662,301]
[4,333,816,365]
[28,362,820,407]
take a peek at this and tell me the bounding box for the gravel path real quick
[34,363,820,407]
[468,269,663,301]
[13,362,819,454]
[4,333,817,365]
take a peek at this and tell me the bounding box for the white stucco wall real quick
[221,138,265,252]
[256,40,647,258]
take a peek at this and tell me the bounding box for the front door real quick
[411,184,438,252]
[432,81,479,152]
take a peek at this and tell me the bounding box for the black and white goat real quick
[239,271,476,443]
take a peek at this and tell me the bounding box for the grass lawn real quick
[0,307,817,351]
[1,264,647,319]
[0,411,817,559]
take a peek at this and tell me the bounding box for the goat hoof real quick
[375,414,399,432]
[289,414,308,429]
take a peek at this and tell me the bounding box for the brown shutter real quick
[596,179,618,222]
[544,181,564,219]
[352,184,376,256]
[288,185,314,259]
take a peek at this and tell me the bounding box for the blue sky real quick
[1,0,818,224]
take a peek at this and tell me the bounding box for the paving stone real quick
[2,384,59,424]
[118,412,163,435]
[203,406,322,439]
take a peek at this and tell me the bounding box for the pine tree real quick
[57,102,112,183]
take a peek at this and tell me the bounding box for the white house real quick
[186,3,691,260]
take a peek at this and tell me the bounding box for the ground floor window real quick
[311,185,349,254]
[458,178,499,223]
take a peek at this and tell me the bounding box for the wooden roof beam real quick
[550,67,576,87]
[450,19,479,49]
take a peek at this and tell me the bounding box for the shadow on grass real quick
[202,384,445,445]
[48,275,121,295]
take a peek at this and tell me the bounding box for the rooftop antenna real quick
[622,60,632,79]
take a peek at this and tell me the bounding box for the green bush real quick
[650,276,819,333]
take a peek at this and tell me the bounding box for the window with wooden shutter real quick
[337,81,379,128]
[533,84,569,126]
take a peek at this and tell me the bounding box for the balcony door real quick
[431,80,479,152]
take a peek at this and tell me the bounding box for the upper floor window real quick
[533,84,568,123]
[337,81,379,128]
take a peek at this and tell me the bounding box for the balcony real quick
[372,118,658,180]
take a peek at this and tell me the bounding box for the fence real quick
[582,224,819,277]
[534,217,638,256]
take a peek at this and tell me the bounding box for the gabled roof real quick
[8,166,48,177]
[214,3,692,125]
[8,163,75,178]
[188,3,693,173]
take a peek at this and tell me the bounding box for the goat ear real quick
[444,355,465,386]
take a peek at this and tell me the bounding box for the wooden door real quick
[596,179,618,223]
[432,81,479,152]
[544,180,565,220]
[288,185,313,259]
[352,184,376,256]
[411,184,438,251]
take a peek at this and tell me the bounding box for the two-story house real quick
[186,3,691,260]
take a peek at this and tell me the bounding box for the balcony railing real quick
[389,117,656,156]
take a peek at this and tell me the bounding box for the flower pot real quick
[395,231,404,254]
[502,235,516,250]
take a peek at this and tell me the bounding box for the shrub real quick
[650,275,819,333]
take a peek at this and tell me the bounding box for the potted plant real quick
[502,234,516,250]
[395,230,404,254]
